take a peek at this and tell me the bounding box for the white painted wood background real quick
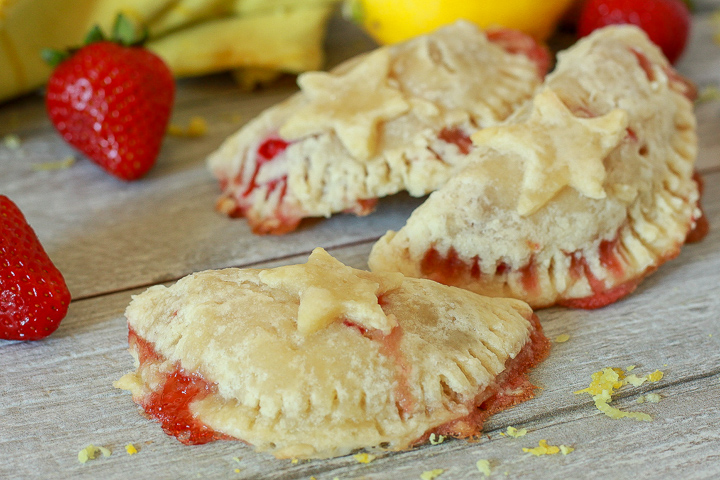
[2,5,720,480]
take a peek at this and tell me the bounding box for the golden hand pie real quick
[369,26,704,309]
[207,21,548,234]
[115,248,549,459]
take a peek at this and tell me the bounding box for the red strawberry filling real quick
[219,135,381,234]
[128,305,548,448]
[438,127,474,154]
[419,228,675,309]
[630,48,697,101]
[417,313,549,442]
[343,313,416,417]
[128,329,231,445]
[486,28,552,77]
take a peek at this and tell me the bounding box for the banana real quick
[0,0,339,104]
[148,4,335,78]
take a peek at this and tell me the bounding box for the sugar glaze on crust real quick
[115,249,549,459]
[207,21,548,234]
[369,26,704,309]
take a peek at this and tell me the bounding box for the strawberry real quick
[577,0,691,64]
[1,196,71,340]
[44,15,175,180]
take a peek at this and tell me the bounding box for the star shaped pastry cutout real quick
[258,248,402,335]
[279,49,410,161]
[471,88,629,216]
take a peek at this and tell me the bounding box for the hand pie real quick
[369,26,704,309]
[115,248,549,459]
[207,21,549,234]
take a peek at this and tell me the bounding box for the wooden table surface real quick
[2,6,720,480]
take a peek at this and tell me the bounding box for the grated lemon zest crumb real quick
[625,374,647,387]
[574,368,624,395]
[291,459,299,464]
[32,156,75,171]
[505,426,528,438]
[235,469,240,473]
[353,453,376,464]
[429,433,446,445]
[626,365,636,371]
[476,459,492,477]
[697,85,720,104]
[233,457,241,463]
[78,444,110,464]
[559,445,574,455]
[420,469,444,480]
[575,367,664,421]
[167,116,208,137]
[3,134,21,149]
[555,334,570,343]
[523,439,560,456]
[645,393,661,403]
[125,443,138,455]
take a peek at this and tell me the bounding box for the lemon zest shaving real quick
[625,374,647,387]
[523,439,560,456]
[420,469,444,480]
[353,453,376,464]
[32,156,75,171]
[78,444,111,464]
[429,433,446,445]
[125,443,138,455]
[696,85,720,104]
[167,116,208,137]
[559,445,574,455]
[505,426,528,438]
[3,134,21,149]
[554,334,570,343]
[476,459,492,477]
[645,393,661,403]
[575,367,662,421]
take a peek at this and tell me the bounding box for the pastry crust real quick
[369,26,702,309]
[207,21,548,234]
[116,249,549,459]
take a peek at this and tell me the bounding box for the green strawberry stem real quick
[41,13,148,67]
[112,13,148,46]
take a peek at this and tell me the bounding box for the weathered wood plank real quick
[1,209,719,479]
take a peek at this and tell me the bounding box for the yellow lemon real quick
[348,0,576,44]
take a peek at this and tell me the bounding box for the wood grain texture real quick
[2,7,720,480]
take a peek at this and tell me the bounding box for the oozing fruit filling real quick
[128,329,231,445]
[419,228,663,309]
[417,313,550,442]
[129,305,547,449]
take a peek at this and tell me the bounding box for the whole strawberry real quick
[1,196,71,340]
[577,0,691,64]
[44,15,175,180]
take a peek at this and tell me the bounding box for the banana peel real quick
[149,5,333,78]
[0,0,339,104]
